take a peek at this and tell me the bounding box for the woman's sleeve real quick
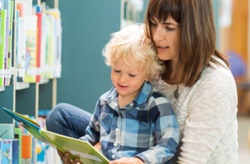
[178,68,238,163]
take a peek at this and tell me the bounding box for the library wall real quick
[56,0,148,113]
[219,0,250,115]
[220,0,248,62]
[56,0,121,112]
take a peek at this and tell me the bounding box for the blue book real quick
[1,139,13,163]
[0,140,2,162]
[12,139,19,164]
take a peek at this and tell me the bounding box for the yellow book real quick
[1,107,109,164]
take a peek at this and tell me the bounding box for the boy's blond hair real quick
[102,24,163,79]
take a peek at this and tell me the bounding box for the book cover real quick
[0,140,1,162]
[1,139,13,163]
[14,128,23,164]
[2,0,13,86]
[23,15,38,83]
[0,9,7,87]
[22,134,32,161]
[1,107,109,164]
[12,139,19,164]
[15,3,26,82]
[34,5,42,83]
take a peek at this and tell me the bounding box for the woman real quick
[143,0,238,163]
[46,0,238,163]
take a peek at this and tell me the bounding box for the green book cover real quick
[2,107,109,164]
[0,9,7,86]
[14,128,22,164]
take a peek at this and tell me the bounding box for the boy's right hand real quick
[57,149,82,164]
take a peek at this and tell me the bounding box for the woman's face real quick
[150,16,181,64]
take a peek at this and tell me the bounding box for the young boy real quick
[79,24,179,164]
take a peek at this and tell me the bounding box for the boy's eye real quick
[114,69,121,73]
[129,74,136,77]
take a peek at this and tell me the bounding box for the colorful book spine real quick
[1,139,13,164]
[15,128,22,164]
[0,9,7,86]
[12,139,19,164]
[23,14,38,83]
[35,6,42,82]
[21,134,32,163]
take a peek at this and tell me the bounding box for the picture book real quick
[1,139,13,163]
[1,107,109,164]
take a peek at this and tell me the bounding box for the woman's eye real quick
[150,19,157,26]
[151,21,157,27]
[166,27,174,31]
[114,70,120,73]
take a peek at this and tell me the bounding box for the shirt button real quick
[115,128,119,131]
[114,142,117,146]
[112,155,115,159]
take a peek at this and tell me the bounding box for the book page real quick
[41,130,109,164]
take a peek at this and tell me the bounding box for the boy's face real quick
[111,57,149,103]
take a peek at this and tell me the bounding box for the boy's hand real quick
[109,157,144,164]
[94,142,101,151]
[57,149,82,164]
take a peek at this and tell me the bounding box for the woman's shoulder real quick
[194,56,237,98]
[201,56,235,85]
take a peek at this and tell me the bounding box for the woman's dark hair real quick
[145,0,229,87]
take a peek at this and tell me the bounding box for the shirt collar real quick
[106,81,152,108]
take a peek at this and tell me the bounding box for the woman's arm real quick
[178,68,238,163]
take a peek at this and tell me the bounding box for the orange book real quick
[22,135,32,158]
[36,11,42,82]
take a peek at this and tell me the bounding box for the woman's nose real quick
[153,27,164,42]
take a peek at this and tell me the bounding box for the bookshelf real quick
[0,0,61,163]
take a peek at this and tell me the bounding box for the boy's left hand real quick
[109,157,144,164]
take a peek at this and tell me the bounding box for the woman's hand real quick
[57,149,81,164]
[109,157,144,164]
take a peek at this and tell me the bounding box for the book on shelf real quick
[1,107,109,164]
[0,9,7,87]
[14,128,23,164]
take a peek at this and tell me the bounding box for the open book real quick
[1,107,109,164]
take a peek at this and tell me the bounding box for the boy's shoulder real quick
[97,87,116,104]
[149,88,170,102]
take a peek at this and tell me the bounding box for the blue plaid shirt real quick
[80,82,179,163]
